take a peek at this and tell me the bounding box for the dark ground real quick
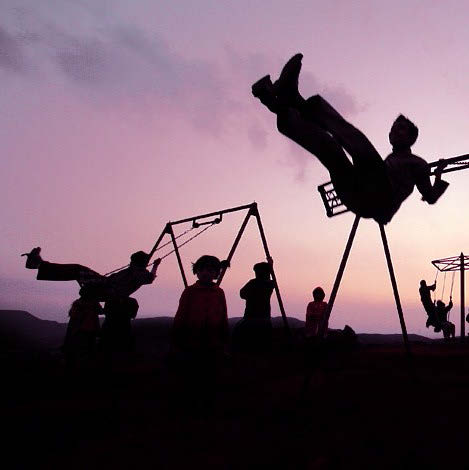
[1,311,468,469]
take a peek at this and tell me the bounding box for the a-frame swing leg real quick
[253,204,290,334]
[167,223,189,288]
[216,207,253,285]
[319,214,361,337]
[378,224,411,356]
[216,203,291,333]
[302,215,360,397]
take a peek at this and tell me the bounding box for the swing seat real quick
[317,182,349,217]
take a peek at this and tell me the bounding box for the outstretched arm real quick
[417,161,449,204]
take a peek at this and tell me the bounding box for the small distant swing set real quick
[135,202,290,332]
[431,253,469,341]
[316,153,469,354]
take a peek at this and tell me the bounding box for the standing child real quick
[233,261,274,352]
[171,255,229,413]
[305,287,328,338]
[63,284,103,370]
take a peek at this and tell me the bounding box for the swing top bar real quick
[428,154,469,175]
[168,202,256,226]
[432,254,469,272]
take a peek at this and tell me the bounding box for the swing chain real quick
[103,224,203,276]
[158,222,217,260]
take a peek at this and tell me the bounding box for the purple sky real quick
[1,0,469,336]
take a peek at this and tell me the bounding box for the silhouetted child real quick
[305,287,328,338]
[21,247,160,300]
[434,298,455,340]
[419,279,437,327]
[252,53,449,224]
[171,255,229,413]
[233,261,274,352]
[100,297,140,354]
[63,284,102,370]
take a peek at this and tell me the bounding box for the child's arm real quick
[416,161,449,204]
[140,258,161,285]
[150,258,161,277]
[240,280,255,299]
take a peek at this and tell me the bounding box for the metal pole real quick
[319,215,361,338]
[379,224,411,356]
[252,204,290,333]
[148,226,170,259]
[167,223,188,288]
[461,252,465,341]
[216,206,254,285]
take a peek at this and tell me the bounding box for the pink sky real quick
[1,0,468,337]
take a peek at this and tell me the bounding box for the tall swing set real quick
[316,153,469,353]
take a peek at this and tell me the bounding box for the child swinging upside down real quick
[252,53,449,224]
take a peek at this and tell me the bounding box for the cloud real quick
[1,2,361,168]
[0,27,25,72]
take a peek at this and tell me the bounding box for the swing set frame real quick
[315,153,469,349]
[432,254,469,341]
[147,202,291,332]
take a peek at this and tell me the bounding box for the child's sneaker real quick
[21,247,42,269]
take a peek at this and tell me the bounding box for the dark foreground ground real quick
[2,312,468,469]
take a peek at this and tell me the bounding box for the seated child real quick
[305,287,328,338]
[434,298,455,340]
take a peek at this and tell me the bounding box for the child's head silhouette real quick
[192,255,229,284]
[253,262,271,279]
[312,287,325,301]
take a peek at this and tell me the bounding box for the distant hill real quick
[0,310,66,350]
[357,333,433,344]
[0,310,434,351]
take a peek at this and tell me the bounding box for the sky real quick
[1,0,468,337]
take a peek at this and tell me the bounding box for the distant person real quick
[233,261,275,352]
[21,247,160,299]
[252,53,449,224]
[305,287,328,339]
[62,284,103,370]
[434,298,455,340]
[419,279,437,326]
[171,255,229,412]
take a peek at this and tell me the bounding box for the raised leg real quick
[304,95,383,174]
[277,107,354,177]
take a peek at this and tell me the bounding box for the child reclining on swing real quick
[431,299,455,340]
[21,247,160,300]
[420,279,455,339]
[252,53,449,224]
